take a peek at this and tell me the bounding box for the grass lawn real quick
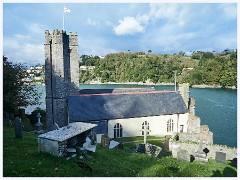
[3,126,237,177]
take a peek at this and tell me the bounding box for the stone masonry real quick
[169,84,231,161]
[45,30,79,130]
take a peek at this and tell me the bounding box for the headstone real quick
[130,142,137,151]
[15,117,23,138]
[136,144,146,153]
[215,151,226,163]
[109,140,120,149]
[155,146,164,158]
[194,151,208,163]
[117,143,124,149]
[162,137,170,152]
[101,134,110,147]
[172,144,181,158]
[177,149,190,162]
[96,134,103,144]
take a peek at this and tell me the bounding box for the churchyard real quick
[3,125,237,177]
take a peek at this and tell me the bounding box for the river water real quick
[28,84,237,148]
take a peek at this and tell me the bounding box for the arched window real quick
[167,119,174,132]
[114,123,122,138]
[142,121,150,135]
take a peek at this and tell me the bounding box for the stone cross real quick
[141,124,150,144]
[35,113,43,132]
[36,113,43,126]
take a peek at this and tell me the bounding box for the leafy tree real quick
[3,56,41,114]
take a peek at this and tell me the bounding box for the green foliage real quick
[79,50,237,87]
[3,56,41,113]
[3,126,237,177]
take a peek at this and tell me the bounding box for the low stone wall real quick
[180,125,213,144]
[169,140,237,160]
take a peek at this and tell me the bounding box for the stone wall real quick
[178,83,190,109]
[181,125,213,144]
[169,140,237,160]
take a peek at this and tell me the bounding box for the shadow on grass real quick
[212,166,237,177]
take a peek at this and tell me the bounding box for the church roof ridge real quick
[70,89,176,97]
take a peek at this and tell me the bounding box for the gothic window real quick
[167,119,174,132]
[142,121,149,135]
[114,123,122,138]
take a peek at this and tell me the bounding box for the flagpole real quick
[63,8,65,31]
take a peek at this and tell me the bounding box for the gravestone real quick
[155,146,164,158]
[35,113,44,131]
[130,142,137,151]
[215,151,226,163]
[136,144,146,153]
[117,143,124,149]
[162,136,171,152]
[15,117,23,138]
[172,144,181,158]
[101,134,110,147]
[177,149,190,162]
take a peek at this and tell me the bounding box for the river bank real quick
[87,81,237,89]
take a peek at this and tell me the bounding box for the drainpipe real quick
[177,114,179,133]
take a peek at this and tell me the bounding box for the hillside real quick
[80,50,237,88]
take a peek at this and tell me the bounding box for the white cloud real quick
[28,23,44,35]
[86,18,98,26]
[220,4,237,20]
[114,4,189,36]
[3,36,44,65]
[113,17,144,36]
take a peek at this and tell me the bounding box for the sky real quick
[2,1,238,66]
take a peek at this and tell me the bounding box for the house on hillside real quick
[68,88,190,138]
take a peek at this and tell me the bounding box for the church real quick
[44,29,192,139]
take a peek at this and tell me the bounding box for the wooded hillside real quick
[79,50,237,87]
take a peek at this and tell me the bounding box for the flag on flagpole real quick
[64,7,71,13]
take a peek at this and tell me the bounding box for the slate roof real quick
[68,90,188,122]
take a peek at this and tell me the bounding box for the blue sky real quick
[2,2,237,66]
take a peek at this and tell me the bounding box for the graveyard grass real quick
[3,126,237,177]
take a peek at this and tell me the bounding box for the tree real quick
[3,56,41,114]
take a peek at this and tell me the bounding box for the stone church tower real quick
[44,29,79,130]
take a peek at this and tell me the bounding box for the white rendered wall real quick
[108,113,189,138]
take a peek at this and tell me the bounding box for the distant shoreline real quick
[87,81,237,89]
[33,81,237,89]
